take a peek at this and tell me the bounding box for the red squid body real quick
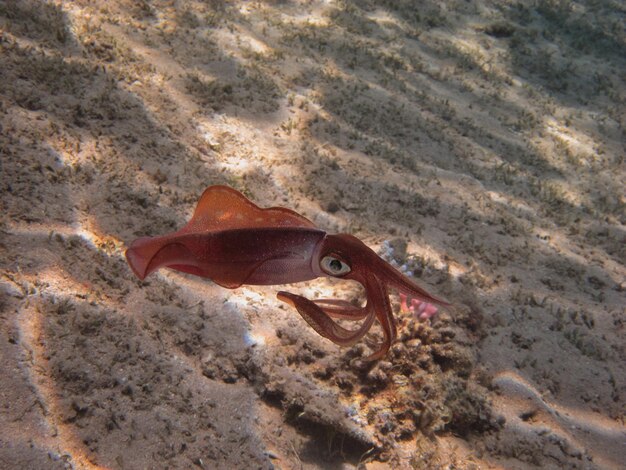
[126,227,327,288]
[126,186,327,288]
[126,185,450,360]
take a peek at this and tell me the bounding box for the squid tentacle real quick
[363,277,397,361]
[276,291,376,347]
[377,259,450,308]
[311,298,369,320]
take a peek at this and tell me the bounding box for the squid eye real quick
[320,255,351,276]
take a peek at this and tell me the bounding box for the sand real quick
[1,1,624,468]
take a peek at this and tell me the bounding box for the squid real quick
[126,185,449,360]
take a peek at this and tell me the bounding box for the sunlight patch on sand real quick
[545,117,600,167]
[284,5,331,28]
[493,371,626,469]
[6,221,124,259]
[366,8,403,29]
[14,297,108,470]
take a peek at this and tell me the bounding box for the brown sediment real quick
[1,0,624,469]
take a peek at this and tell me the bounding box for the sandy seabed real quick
[1,1,624,469]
